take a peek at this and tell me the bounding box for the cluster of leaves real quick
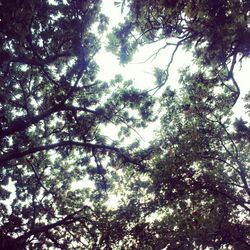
[110,0,250,66]
[1,0,250,249]
[146,74,250,248]
[0,0,155,249]
[104,0,250,249]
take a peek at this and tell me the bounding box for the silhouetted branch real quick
[0,140,147,171]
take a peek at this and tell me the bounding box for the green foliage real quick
[154,67,166,87]
[1,0,250,249]
[103,0,250,249]
[0,0,155,248]
[107,20,137,64]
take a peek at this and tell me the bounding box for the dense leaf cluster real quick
[0,0,250,249]
[0,0,154,249]
[107,0,250,249]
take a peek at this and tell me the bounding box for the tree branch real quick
[0,104,99,139]
[10,52,72,67]
[0,140,147,171]
[16,206,93,242]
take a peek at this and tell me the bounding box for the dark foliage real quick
[1,0,250,249]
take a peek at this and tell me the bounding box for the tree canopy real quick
[0,0,250,249]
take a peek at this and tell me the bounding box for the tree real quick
[0,0,154,249]
[1,0,250,249]
[106,0,250,249]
